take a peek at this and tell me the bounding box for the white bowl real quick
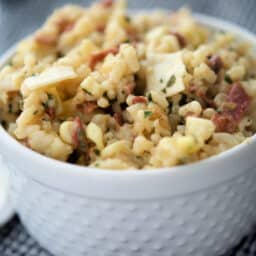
[1,13,256,256]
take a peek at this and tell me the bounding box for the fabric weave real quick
[0,217,256,256]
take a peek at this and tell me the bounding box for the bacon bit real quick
[212,113,236,133]
[77,101,98,114]
[35,34,58,46]
[124,83,135,95]
[21,138,31,148]
[170,32,186,48]
[89,47,119,70]
[197,91,216,108]
[227,82,251,121]
[212,83,251,132]
[207,55,223,74]
[114,113,124,126]
[96,25,106,33]
[126,28,140,43]
[188,84,197,94]
[132,96,148,104]
[188,84,216,108]
[185,111,199,118]
[57,19,75,33]
[45,106,56,119]
[101,0,113,8]
[72,117,88,155]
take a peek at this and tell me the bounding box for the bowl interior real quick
[0,12,256,199]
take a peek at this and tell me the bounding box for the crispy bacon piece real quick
[96,25,106,33]
[101,0,114,8]
[72,117,88,153]
[35,34,58,46]
[124,83,135,95]
[77,101,98,114]
[89,47,119,70]
[207,55,223,74]
[212,113,237,133]
[45,106,56,119]
[212,83,251,132]
[227,82,250,121]
[113,113,124,126]
[170,32,186,48]
[188,84,216,108]
[132,96,147,104]
[21,138,31,148]
[197,91,216,108]
[126,27,140,43]
[36,18,75,46]
[57,19,75,33]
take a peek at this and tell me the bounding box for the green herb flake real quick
[160,78,164,83]
[95,163,100,167]
[162,88,167,93]
[124,39,131,44]
[83,88,93,95]
[224,74,232,84]
[8,103,13,114]
[1,120,7,128]
[144,110,152,118]
[94,149,100,156]
[47,93,54,100]
[7,59,13,66]
[42,102,48,109]
[33,110,39,115]
[167,75,176,87]
[125,16,131,23]
[147,92,152,102]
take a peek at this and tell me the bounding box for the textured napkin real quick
[0,217,256,256]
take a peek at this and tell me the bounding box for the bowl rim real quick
[1,12,256,199]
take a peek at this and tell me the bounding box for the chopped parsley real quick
[8,103,12,114]
[1,120,7,128]
[147,92,152,102]
[224,74,232,84]
[33,110,39,115]
[162,88,167,93]
[83,88,93,95]
[160,78,163,83]
[167,75,176,87]
[42,93,55,109]
[7,59,13,66]
[94,149,100,156]
[125,16,131,23]
[47,93,54,100]
[144,110,152,118]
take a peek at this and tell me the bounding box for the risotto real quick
[0,0,255,170]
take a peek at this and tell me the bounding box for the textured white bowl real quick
[1,13,256,256]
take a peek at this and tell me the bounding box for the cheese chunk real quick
[185,117,215,145]
[146,51,186,97]
[22,66,77,95]
[86,122,104,150]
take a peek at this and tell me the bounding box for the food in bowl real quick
[0,0,255,170]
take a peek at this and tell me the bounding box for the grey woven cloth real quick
[0,216,256,256]
[1,0,256,255]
